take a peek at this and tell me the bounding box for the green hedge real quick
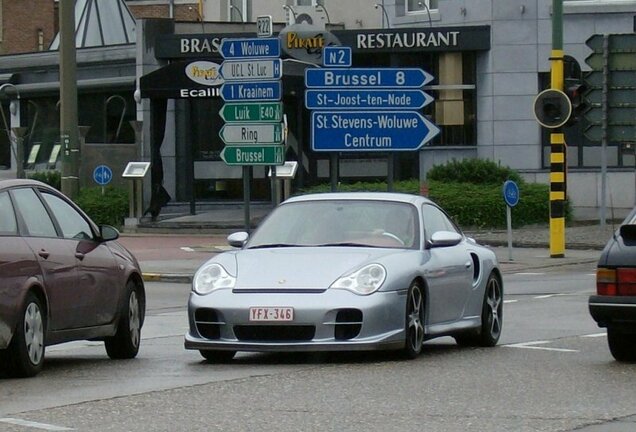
[28,170,61,190]
[297,173,569,229]
[427,158,524,185]
[427,180,551,228]
[74,186,129,228]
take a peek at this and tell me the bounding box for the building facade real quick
[0,0,635,220]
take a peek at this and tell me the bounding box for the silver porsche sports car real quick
[185,192,503,362]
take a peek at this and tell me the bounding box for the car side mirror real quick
[228,231,249,248]
[100,225,120,242]
[428,231,462,248]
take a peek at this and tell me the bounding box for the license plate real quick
[249,307,294,322]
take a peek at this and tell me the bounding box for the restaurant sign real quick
[140,60,224,99]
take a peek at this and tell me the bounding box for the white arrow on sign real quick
[220,59,282,81]
[220,123,284,145]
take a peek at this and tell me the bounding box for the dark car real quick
[0,179,145,377]
[589,208,636,362]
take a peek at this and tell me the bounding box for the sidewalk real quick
[118,222,613,283]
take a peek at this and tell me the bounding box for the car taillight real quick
[617,268,636,295]
[597,268,617,295]
[597,267,636,296]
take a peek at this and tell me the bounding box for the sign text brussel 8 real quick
[305,68,434,88]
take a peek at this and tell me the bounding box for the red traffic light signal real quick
[533,89,572,129]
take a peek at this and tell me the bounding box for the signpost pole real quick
[506,206,513,261]
[271,165,278,207]
[600,35,609,228]
[243,166,251,232]
[330,153,338,192]
[503,180,520,262]
[387,154,394,192]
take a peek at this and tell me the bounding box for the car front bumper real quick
[185,288,408,353]
[589,295,636,330]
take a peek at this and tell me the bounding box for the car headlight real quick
[193,263,235,294]
[330,264,386,295]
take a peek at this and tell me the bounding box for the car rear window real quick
[11,187,58,238]
[0,191,18,235]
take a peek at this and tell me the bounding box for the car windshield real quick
[246,199,419,249]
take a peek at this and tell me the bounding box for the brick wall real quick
[1,0,56,54]
[127,4,201,21]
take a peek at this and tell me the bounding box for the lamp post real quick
[0,83,22,177]
[11,127,28,179]
[315,4,331,24]
[374,3,390,28]
[283,5,297,23]
[417,1,433,27]
[229,4,244,22]
[60,0,80,199]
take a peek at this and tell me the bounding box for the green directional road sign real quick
[584,125,636,142]
[220,122,283,145]
[584,34,636,142]
[220,102,283,123]
[221,145,285,165]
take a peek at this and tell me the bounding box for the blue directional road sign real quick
[305,89,433,110]
[93,164,113,186]
[323,46,352,67]
[311,111,440,152]
[305,68,433,88]
[221,81,282,102]
[220,37,281,59]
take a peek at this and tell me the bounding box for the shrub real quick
[427,180,553,228]
[427,158,524,185]
[75,186,129,228]
[28,170,61,190]
[297,175,569,228]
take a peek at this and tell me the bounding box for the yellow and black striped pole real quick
[549,0,566,257]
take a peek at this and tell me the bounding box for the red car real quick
[0,179,145,377]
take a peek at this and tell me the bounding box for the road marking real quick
[0,418,73,431]
[513,272,545,276]
[534,294,556,299]
[503,299,518,304]
[180,247,195,252]
[504,340,579,352]
[582,332,606,338]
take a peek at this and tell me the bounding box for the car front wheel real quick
[607,327,636,362]
[105,281,142,359]
[4,292,46,377]
[402,281,425,359]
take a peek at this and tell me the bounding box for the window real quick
[407,0,438,13]
[296,0,324,6]
[11,188,57,238]
[41,192,94,240]
[0,191,18,235]
[421,204,458,243]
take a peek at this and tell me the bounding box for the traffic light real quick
[564,78,587,125]
[533,89,572,129]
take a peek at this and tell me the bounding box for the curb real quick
[142,273,193,284]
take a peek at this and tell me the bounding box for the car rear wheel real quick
[5,292,46,377]
[607,327,636,362]
[455,273,503,347]
[199,350,236,363]
[402,281,425,359]
[105,281,142,359]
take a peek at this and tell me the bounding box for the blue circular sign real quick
[503,180,520,207]
[93,165,113,186]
